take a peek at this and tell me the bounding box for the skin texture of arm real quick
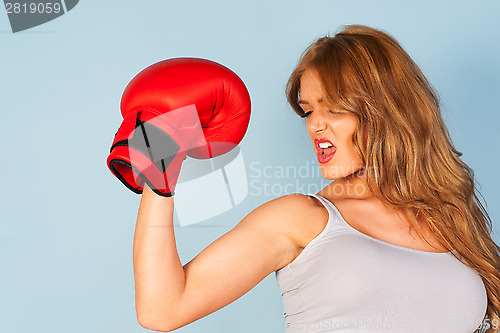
[133,185,326,332]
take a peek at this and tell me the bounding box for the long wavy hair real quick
[286,24,500,332]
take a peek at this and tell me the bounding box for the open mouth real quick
[319,145,336,156]
[315,138,336,163]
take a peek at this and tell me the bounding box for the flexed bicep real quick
[168,195,308,331]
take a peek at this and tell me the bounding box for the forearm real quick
[133,184,185,328]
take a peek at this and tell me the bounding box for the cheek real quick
[334,120,358,143]
[335,120,363,162]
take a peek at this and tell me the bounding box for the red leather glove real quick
[107,58,251,197]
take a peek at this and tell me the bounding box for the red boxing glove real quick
[107,58,251,197]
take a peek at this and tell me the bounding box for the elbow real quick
[137,311,176,332]
[135,295,187,331]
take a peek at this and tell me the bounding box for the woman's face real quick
[299,68,364,180]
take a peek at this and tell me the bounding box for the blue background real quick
[1,1,499,332]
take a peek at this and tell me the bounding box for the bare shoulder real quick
[230,193,329,270]
[253,193,329,250]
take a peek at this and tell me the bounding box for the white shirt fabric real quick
[274,194,488,333]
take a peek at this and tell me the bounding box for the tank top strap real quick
[279,194,337,268]
[308,194,337,217]
[307,193,338,231]
[307,193,348,231]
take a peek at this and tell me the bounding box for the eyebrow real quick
[298,98,323,105]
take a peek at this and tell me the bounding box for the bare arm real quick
[133,186,321,331]
[133,184,184,330]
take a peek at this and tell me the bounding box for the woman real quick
[133,25,500,332]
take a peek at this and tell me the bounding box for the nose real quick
[306,110,326,134]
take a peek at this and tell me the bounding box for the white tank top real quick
[274,194,488,333]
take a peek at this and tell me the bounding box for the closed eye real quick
[300,110,343,118]
[300,111,313,118]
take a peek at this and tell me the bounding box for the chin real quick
[319,163,363,181]
[319,169,339,180]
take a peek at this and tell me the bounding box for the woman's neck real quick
[320,169,375,200]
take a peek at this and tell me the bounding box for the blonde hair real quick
[286,24,500,332]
